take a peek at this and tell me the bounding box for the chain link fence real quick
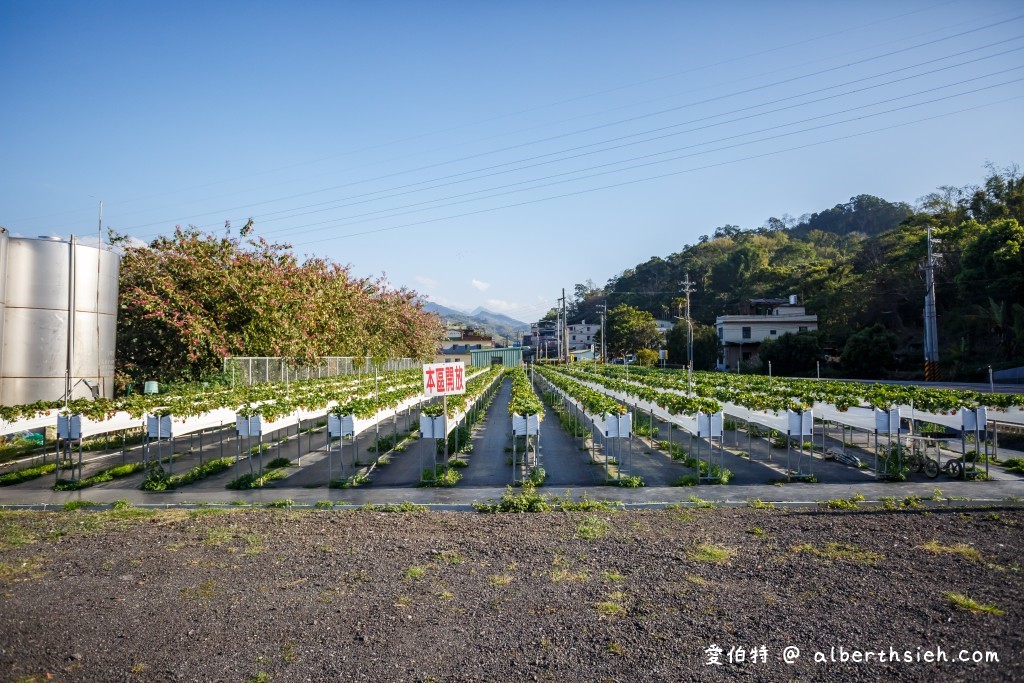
[223,357,419,386]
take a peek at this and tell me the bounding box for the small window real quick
[799,326,808,332]
[717,327,723,340]
[742,326,751,339]
[770,329,776,335]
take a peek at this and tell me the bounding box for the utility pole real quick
[556,289,567,363]
[676,274,695,392]
[563,287,569,363]
[597,301,607,363]
[923,226,941,381]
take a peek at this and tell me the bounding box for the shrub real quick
[266,457,293,469]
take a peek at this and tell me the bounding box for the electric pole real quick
[556,290,565,363]
[597,301,607,363]
[676,274,695,391]
[561,288,568,363]
[923,226,941,381]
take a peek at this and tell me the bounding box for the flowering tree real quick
[114,225,443,386]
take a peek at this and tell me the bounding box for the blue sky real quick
[2,0,1022,324]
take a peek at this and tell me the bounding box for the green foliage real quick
[54,461,146,491]
[266,457,293,469]
[526,466,547,486]
[759,331,823,376]
[358,501,427,513]
[842,324,899,378]
[665,322,719,371]
[329,472,369,489]
[226,469,286,490]
[63,500,99,511]
[605,303,661,359]
[507,367,544,417]
[575,515,610,539]
[264,499,295,509]
[418,465,462,487]
[473,482,623,513]
[605,475,644,488]
[0,462,57,486]
[1002,457,1024,474]
[636,348,659,367]
[114,224,444,386]
[597,167,1024,379]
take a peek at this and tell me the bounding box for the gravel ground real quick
[1,504,1021,682]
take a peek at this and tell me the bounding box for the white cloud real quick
[470,279,491,292]
[484,298,526,314]
[414,275,439,288]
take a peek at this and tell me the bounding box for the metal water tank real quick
[1,235,120,405]
[0,228,7,402]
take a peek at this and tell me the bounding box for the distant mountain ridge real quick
[421,302,529,342]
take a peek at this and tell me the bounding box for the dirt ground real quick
[0,503,1021,683]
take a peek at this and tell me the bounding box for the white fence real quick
[222,356,418,386]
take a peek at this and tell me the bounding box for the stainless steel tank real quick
[0,228,7,402]
[1,235,120,405]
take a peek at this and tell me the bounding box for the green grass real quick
[595,600,625,617]
[143,457,234,491]
[357,502,427,513]
[918,540,983,562]
[820,493,865,510]
[264,499,295,509]
[63,500,100,511]
[329,472,370,489]
[604,475,645,488]
[1001,457,1024,474]
[404,565,428,581]
[944,591,1003,615]
[473,483,623,513]
[575,515,610,540]
[53,461,146,491]
[0,462,58,486]
[266,457,294,469]
[417,465,462,487]
[226,468,286,490]
[688,543,735,564]
[793,542,883,565]
[747,498,775,510]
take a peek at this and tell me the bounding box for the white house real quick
[715,296,817,371]
[653,319,675,337]
[567,320,598,351]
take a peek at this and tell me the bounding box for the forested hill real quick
[567,165,1024,379]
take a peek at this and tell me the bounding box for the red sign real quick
[423,362,466,396]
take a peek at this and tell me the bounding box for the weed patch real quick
[918,540,983,562]
[688,543,735,564]
[793,542,883,565]
[575,515,610,540]
[944,591,1003,615]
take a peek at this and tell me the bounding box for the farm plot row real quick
[0,367,499,491]
[536,363,1012,484]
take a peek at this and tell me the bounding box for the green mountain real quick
[568,166,1024,380]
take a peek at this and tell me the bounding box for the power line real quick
[118,14,1024,236]
[291,93,1023,246]
[237,47,1024,238]
[196,72,1024,242]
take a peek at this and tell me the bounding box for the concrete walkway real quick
[4,467,1023,510]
